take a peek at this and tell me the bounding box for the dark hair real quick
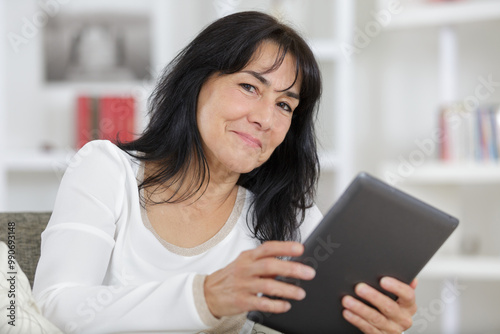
[119,11,321,242]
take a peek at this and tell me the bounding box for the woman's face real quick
[196,41,301,175]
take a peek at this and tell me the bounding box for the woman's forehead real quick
[243,41,301,89]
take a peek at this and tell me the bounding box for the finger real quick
[380,277,417,309]
[249,257,316,281]
[251,241,305,260]
[342,308,380,334]
[354,283,410,327]
[342,295,398,333]
[410,278,418,289]
[250,278,306,301]
[247,294,292,314]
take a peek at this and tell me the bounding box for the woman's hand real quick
[341,277,418,334]
[204,241,316,318]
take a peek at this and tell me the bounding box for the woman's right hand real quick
[203,241,316,318]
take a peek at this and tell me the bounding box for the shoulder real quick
[59,140,140,205]
[65,140,137,175]
[50,140,139,228]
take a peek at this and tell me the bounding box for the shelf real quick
[309,39,341,61]
[383,161,500,185]
[381,0,500,30]
[420,255,500,280]
[4,149,340,173]
[43,81,155,95]
[3,149,74,172]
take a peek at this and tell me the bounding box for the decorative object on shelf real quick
[439,103,500,163]
[77,95,135,148]
[461,233,481,255]
[44,13,151,82]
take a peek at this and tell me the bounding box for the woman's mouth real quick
[233,131,262,148]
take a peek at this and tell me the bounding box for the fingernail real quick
[343,296,355,307]
[292,244,303,253]
[302,266,316,278]
[297,289,306,300]
[356,283,369,295]
[381,277,393,287]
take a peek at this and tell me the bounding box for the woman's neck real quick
[143,160,240,209]
[143,161,240,248]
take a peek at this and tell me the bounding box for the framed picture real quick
[43,12,151,82]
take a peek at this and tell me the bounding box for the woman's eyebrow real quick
[242,70,300,100]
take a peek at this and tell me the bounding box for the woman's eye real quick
[278,102,292,113]
[240,83,256,93]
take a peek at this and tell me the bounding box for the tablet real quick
[247,172,459,334]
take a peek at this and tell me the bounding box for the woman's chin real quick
[225,160,263,174]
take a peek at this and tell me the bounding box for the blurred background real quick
[1,0,500,332]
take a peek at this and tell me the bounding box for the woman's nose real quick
[248,99,273,130]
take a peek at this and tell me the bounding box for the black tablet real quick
[247,172,459,334]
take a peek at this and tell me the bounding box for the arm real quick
[37,273,210,333]
[33,141,215,333]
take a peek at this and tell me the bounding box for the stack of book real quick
[77,95,135,148]
[439,103,500,162]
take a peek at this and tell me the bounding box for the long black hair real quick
[118,11,322,242]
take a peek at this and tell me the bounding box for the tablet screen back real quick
[248,172,459,334]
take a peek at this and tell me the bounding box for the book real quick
[76,95,135,148]
[438,103,500,163]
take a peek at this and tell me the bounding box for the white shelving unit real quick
[374,1,500,333]
[421,256,500,281]
[4,149,73,173]
[382,0,500,29]
[394,161,500,185]
[0,0,7,211]
[330,0,355,199]
[0,1,154,211]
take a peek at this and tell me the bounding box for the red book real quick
[76,96,92,149]
[99,96,135,144]
[439,108,449,161]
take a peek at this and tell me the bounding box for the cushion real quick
[0,212,51,287]
[0,241,62,333]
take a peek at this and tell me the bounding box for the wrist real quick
[193,274,221,326]
[203,274,221,319]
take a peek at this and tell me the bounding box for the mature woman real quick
[33,11,416,334]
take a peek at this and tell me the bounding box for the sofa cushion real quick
[0,241,62,333]
[0,212,51,287]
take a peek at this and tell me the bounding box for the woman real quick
[33,11,416,334]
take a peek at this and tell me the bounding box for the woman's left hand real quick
[341,277,418,334]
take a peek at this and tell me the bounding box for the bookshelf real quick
[0,0,154,211]
[370,0,500,332]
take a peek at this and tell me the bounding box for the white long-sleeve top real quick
[32,140,323,334]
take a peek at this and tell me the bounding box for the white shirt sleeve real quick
[32,141,213,333]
